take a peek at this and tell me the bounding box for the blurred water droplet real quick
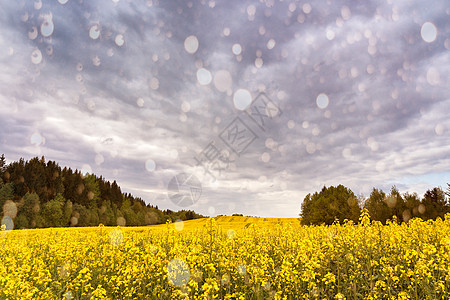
[181,101,191,113]
[87,99,95,110]
[341,6,351,20]
[287,120,295,129]
[70,216,78,226]
[89,25,100,40]
[115,34,124,46]
[247,5,256,16]
[237,264,246,275]
[1,216,14,231]
[316,93,329,109]
[288,3,296,12]
[45,45,53,55]
[267,39,276,50]
[326,29,335,40]
[342,148,352,158]
[149,77,159,90]
[167,259,190,286]
[145,159,156,172]
[3,201,17,219]
[95,154,104,165]
[255,57,263,68]
[232,43,242,55]
[81,164,92,175]
[109,228,124,246]
[34,0,42,10]
[434,124,444,135]
[421,22,437,43]
[302,3,312,14]
[184,35,199,54]
[31,132,44,146]
[174,219,184,231]
[208,206,215,215]
[21,12,29,22]
[224,229,235,240]
[28,27,38,40]
[92,55,101,66]
[41,17,54,37]
[261,152,270,163]
[233,89,252,110]
[116,216,126,226]
[196,68,212,85]
[64,291,73,300]
[306,142,316,154]
[214,70,232,92]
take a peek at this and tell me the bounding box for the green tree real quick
[41,193,65,227]
[145,209,161,225]
[20,192,41,228]
[63,200,73,227]
[14,214,29,229]
[83,174,100,209]
[403,192,422,220]
[24,157,48,202]
[0,182,14,215]
[121,198,139,226]
[364,188,390,223]
[0,154,6,179]
[385,186,406,223]
[99,200,115,226]
[72,204,91,226]
[421,187,447,220]
[300,185,360,225]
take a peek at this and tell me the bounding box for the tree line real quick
[0,154,203,229]
[300,184,450,225]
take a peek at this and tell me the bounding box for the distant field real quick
[151,216,302,231]
[1,214,449,299]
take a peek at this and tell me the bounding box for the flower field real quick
[1,212,450,299]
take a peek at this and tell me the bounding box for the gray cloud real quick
[0,0,449,217]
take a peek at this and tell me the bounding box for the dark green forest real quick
[301,184,450,225]
[0,154,203,229]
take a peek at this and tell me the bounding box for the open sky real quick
[0,0,449,217]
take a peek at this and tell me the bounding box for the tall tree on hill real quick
[421,187,447,220]
[385,186,406,223]
[6,158,26,197]
[300,185,360,225]
[83,174,100,208]
[0,154,6,179]
[19,192,40,228]
[45,160,64,199]
[24,157,48,202]
[0,181,14,216]
[403,192,422,220]
[1,155,205,228]
[41,193,65,227]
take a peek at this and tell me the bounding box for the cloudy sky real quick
[0,0,449,217]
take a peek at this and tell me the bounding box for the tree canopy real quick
[301,185,360,225]
[0,154,203,229]
[301,184,449,225]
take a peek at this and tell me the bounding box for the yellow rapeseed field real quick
[1,210,450,299]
